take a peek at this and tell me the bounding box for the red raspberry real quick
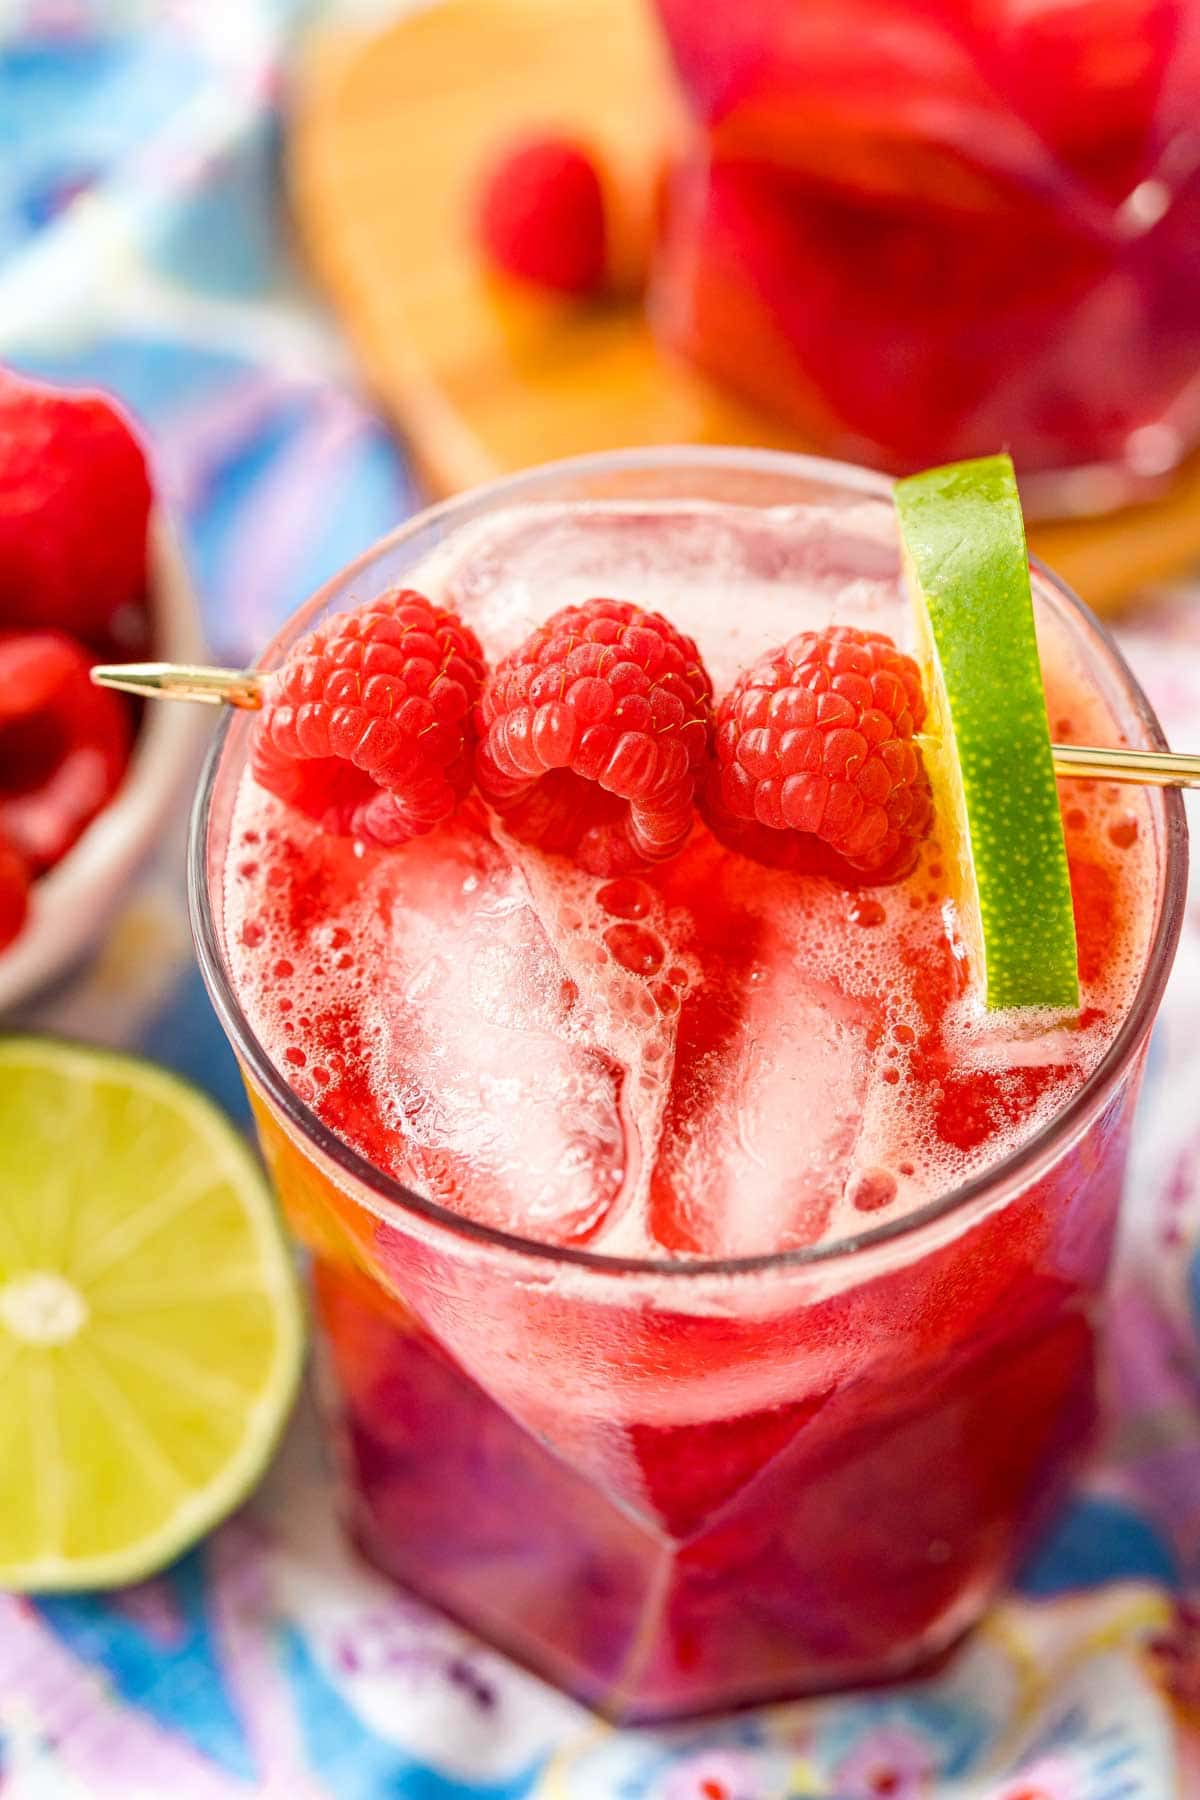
[0,370,152,648]
[476,135,608,297]
[0,829,30,952]
[704,625,933,884]
[475,597,712,876]
[0,631,133,873]
[252,588,486,846]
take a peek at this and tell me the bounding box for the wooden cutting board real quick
[289,0,1200,609]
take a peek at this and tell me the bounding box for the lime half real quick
[894,454,1079,1013]
[0,1039,303,1591]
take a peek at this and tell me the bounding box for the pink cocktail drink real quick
[194,452,1184,1720]
[651,0,1200,498]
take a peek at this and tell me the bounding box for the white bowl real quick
[0,513,208,1013]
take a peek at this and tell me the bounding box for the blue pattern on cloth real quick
[2,4,1200,1795]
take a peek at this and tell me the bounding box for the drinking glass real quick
[191,449,1186,1720]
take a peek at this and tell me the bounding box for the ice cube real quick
[374,859,626,1245]
[646,920,874,1258]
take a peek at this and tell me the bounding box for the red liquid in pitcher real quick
[651,0,1200,482]
[226,498,1159,1716]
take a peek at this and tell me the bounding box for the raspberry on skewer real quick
[250,588,486,846]
[704,624,933,885]
[475,597,713,877]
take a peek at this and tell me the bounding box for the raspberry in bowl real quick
[194,449,1184,1720]
[0,372,205,1012]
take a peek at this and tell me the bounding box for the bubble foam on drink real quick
[226,499,1158,1262]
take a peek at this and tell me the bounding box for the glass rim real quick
[188,445,1189,1281]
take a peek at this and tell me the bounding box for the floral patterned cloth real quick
[3,4,1200,1795]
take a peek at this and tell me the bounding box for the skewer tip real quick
[90,663,263,709]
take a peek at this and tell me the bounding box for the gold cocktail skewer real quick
[91,662,1200,790]
[1042,742,1200,789]
[92,663,264,710]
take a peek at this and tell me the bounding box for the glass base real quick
[344,1515,991,1723]
[314,1256,1097,1723]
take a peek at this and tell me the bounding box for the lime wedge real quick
[0,1039,303,1591]
[894,454,1078,1013]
